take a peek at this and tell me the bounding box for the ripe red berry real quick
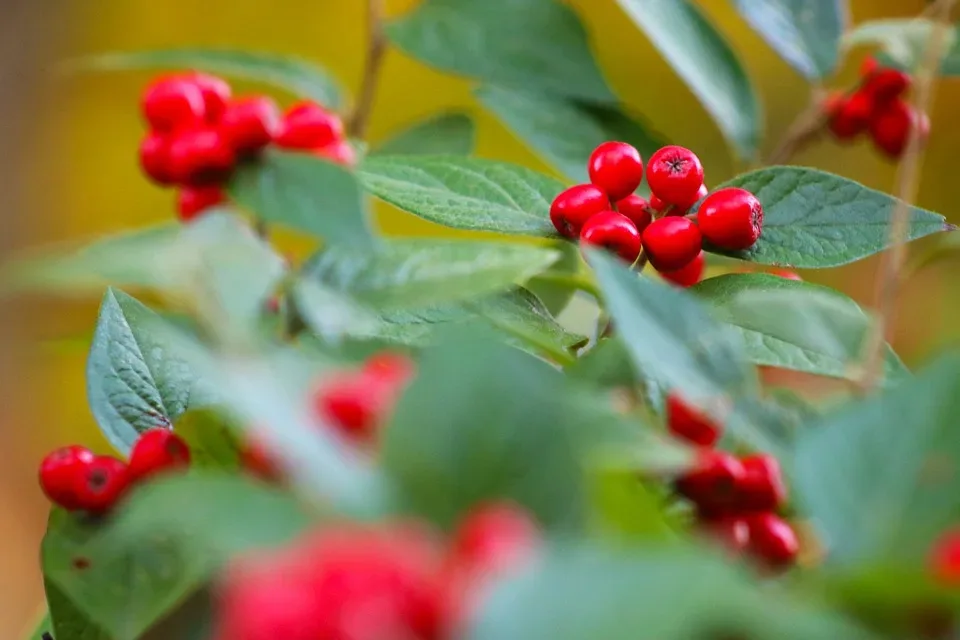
[615,194,652,234]
[274,101,345,150]
[176,186,225,222]
[450,502,540,576]
[828,92,874,140]
[641,216,702,271]
[660,250,705,288]
[220,97,281,155]
[127,428,191,484]
[737,454,787,512]
[648,193,668,214]
[698,516,749,553]
[240,437,282,483]
[863,66,912,102]
[314,373,390,441]
[314,139,357,167]
[929,528,960,585]
[587,141,644,201]
[666,392,721,446]
[869,99,928,158]
[675,450,745,516]
[186,72,232,123]
[39,445,95,510]
[745,513,799,569]
[579,211,643,263]
[550,184,610,238]
[362,351,416,387]
[168,128,236,186]
[75,455,130,515]
[697,187,764,251]
[770,269,802,281]
[141,77,206,132]
[646,145,705,209]
[860,56,879,79]
[139,133,174,185]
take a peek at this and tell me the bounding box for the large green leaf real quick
[373,113,475,156]
[86,289,217,454]
[42,581,111,640]
[303,238,559,309]
[174,408,244,472]
[228,150,376,248]
[359,155,562,236]
[615,0,761,159]
[733,0,847,80]
[64,48,343,108]
[845,19,958,73]
[475,85,665,185]
[694,274,908,383]
[706,167,952,268]
[386,0,615,104]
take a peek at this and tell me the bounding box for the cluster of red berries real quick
[137,71,354,223]
[667,393,798,570]
[826,57,930,158]
[38,428,190,516]
[549,142,764,288]
[213,502,540,640]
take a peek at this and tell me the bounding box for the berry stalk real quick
[348,0,388,139]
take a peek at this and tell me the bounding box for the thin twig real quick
[765,87,829,166]
[348,0,387,139]
[855,0,955,392]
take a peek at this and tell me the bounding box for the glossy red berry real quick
[450,502,540,576]
[186,72,232,123]
[860,56,879,79]
[177,186,225,222]
[929,528,960,585]
[869,99,928,158]
[746,513,799,569]
[697,187,763,251]
[550,184,610,238]
[737,454,787,512]
[75,455,130,515]
[648,193,668,214]
[770,269,802,281]
[828,92,874,140]
[168,128,236,186]
[587,141,644,201]
[641,216,702,271]
[699,516,750,553]
[362,351,416,387]
[220,96,281,155]
[675,450,746,516]
[580,211,643,263]
[274,101,345,150]
[666,392,721,446]
[615,194,652,234]
[39,445,95,510]
[863,66,912,102]
[314,373,389,441]
[646,145,705,209]
[139,133,174,185]
[315,139,357,167]
[660,250,705,288]
[127,428,191,484]
[141,77,206,132]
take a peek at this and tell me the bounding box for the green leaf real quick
[525,241,583,316]
[386,0,615,104]
[43,581,111,640]
[228,150,377,248]
[303,238,559,309]
[42,474,311,639]
[374,113,475,156]
[793,354,960,566]
[475,85,665,185]
[86,289,216,454]
[733,0,847,80]
[63,48,343,108]
[174,408,243,471]
[359,155,562,236]
[844,19,958,72]
[614,0,761,159]
[706,166,952,268]
[694,274,908,383]
[569,337,668,415]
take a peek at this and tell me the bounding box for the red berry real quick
[274,101,345,150]
[587,141,644,201]
[770,269,802,281]
[450,502,540,576]
[649,193,668,214]
[139,133,174,185]
[177,186,225,222]
[168,128,236,186]
[550,184,610,238]
[737,454,787,512]
[666,392,721,446]
[39,445,95,510]
[675,450,745,516]
[186,72,232,123]
[220,96,281,155]
[75,456,130,515]
[863,67,912,102]
[860,56,879,79]
[646,145,705,209]
[127,428,191,484]
[615,194,652,234]
[240,437,282,483]
[141,76,206,132]
[579,211,643,263]
[869,99,928,159]
[641,216,702,271]
[314,139,357,167]
[362,351,416,387]
[314,373,389,441]
[660,251,705,288]
[929,528,960,585]
[698,516,749,553]
[697,187,763,251]
[828,92,874,140]
[745,513,799,569]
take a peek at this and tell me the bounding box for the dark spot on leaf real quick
[72,556,90,570]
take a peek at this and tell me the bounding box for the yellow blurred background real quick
[4,0,957,634]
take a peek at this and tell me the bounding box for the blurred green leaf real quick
[42,581,111,640]
[844,19,957,71]
[569,337,668,416]
[526,241,583,316]
[373,112,475,156]
[174,408,243,472]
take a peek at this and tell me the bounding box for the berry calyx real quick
[660,250,705,288]
[675,450,745,517]
[141,77,206,132]
[745,513,799,569]
[168,128,237,186]
[220,96,281,156]
[737,454,787,512]
[176,186,225,222]
[697,187,764,251]
[666,392,721,447]
[139,133,174,185]
[646,145,705,209]
[579,211,643,263]
[75,455,130,515]
[274,101,345,150]
[641,216,702,271]
[587,141,644,201]
[615,194,653,234]
[39,445,95,510]
[550,184,610,238]
[187,72,232,123]
[127,428,191,484]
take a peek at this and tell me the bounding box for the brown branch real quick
[765,88,830,166]
[347,0,387,140]
[855,0,955,392]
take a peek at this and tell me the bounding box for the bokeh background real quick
[3,0,956,634]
